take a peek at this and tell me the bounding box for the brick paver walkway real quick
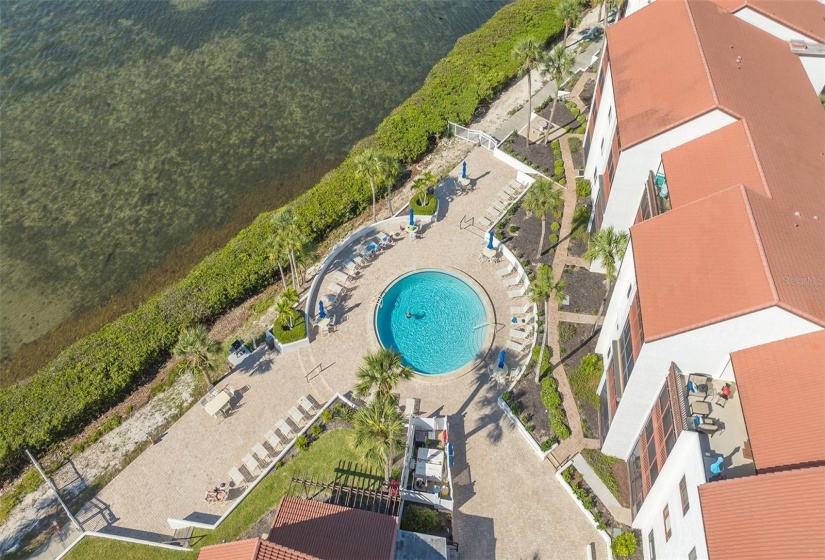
[76,147,607,559]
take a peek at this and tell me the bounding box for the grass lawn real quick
[581,448,622,502]
[65,428,377,560]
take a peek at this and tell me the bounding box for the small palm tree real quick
[529,265,566,383]
[265,231,289,289]
[275,210,307,291]
[541,45,575,145]
[276,288,300,329]
[584,226,629,333]
[512,37,545,147]
[173,325,219,386]
[352,397,406,483]
[411,171,438,207]
[557,0,583,47]
[355,348,413,404]
[354,149,384,223]
[522,178,564,259]
[379,154,401,216]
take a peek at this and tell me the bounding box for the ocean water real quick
[0,0,507,366]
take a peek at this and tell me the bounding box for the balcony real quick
[644,169,672,217]
[682,374,755,481]
[400,415,454,511]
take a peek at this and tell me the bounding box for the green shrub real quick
[569,353,603,409]
[391,467,402,481]
[581,448,622,501]
[575,178,592,197]
[541,375,570,440]
[272,312,307,344]
[400,504,440,534]
[334,404,355,422]
[558,322,576,344]
[576,125,586,134]
[0,469,42,524]
[568,137,583,152]
[410,195,437,215]
[295,435,310,451]
[562,467,574,483]
[540,438,556,451]
[0,0,565,484]
[309,424,323,437]
[508,224,519,234]
[550,222,560,232]
[553,149,561,157]
[320,408,334,424]
[612,532,637,559]
[549,234,559,244]
[558,178,566,185]
[551,140,561,149]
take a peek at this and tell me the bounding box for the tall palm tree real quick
[276,289,299,329]
[379,154,401,216]
[354,149,384,223]
[352,397,406,483]
[557,0,583,47]
[265,231,288,289]
[529,265,566,383]
[277,210,306,291]
[173,325,219,386]
[512,37,544,147]
[522,178,564,259]
[583,226,629,333]
[541,45,575,145]
[355,348,413,404]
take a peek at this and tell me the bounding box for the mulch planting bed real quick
[559,321,600,438]
[568,138,585,170]
[501,134,562,176]
[579,78,596,111]
[538,100,577,130]
[561,265,606,316]
[567,197,591,258]
[508,374,557,449]
[498,205,563,268]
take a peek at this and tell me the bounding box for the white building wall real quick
[799,55,825,93]
[625,0,653,17]
[600,110,737,235]
[595,240,637,359]
[734,7,818,43]
[634,432,709,560]
[601,308,821,458]
[583,63,616,189]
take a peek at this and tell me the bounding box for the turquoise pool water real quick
[375,270,488,374]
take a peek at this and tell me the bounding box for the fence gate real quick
[449,122,498,151]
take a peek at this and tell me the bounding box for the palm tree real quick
[541,45,575,145]
[276,288,300,329]
[354,348,413,404]
[411,171,438,207]
[379,154,401,216]
[173,325,219,386]
[512,37,545,147]
[352,397,406,483]
[276,210,306,290]
[529,264,566,383]
[522,178,564,259]
[583,226,629,333]
[354,149,384,223]
[557,0,583,48]
[265,232,288,289]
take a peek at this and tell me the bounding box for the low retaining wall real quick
[497,394,558,461]
[556,459,614,560]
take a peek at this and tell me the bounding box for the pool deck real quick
[76,147,608,559]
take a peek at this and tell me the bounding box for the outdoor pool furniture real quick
[329,283,345,296]
[497,262,515,277]
[265,430,284,450]
[379,234,393,247]
[333,270,351,284]
[343,260,359,275]
[277,419,293,438]
[690,401,712,417]
[508,284,528,299]
[298,395,316,415]
[242,454,261,475]
[486,206,500,217]
[694,416,720,435]
[511,303,532,315]
[510,328,531,340]
[252,442,271,463]
[203,391,232,418]
[320,314,336,336]
[503,272,524,287]
[228,467,247,487]
[688,373,710,398]
[351,255,366,268]
[199,396,210,408]
[288,406,306,425]
[710,456,724,475]
[405,398,420,416]
[506,340,527,354]
[508,180,526,192]
[477,216,492,228]
[207,385,219,398]
[509,365,525,378]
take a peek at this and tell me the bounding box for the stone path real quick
[72,148,607,559]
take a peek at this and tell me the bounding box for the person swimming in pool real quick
[405,311,412,318]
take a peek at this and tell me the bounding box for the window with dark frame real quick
[688,547,697,560]
[619,319,635,383]
[663,504,672,541]
[648,530,656,560]
[679,476,690,515]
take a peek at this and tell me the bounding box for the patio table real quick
[203,391,231,418]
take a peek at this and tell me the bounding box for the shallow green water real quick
[0,0,507,360]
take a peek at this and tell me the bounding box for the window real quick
[688,547,697,560]
[627,284,633,298]
[648,530,656,560]
[619,319,635,381]
[608,105,613,122]
[663,505,672,541]
[601,137,606,155]
[680,476,690,515]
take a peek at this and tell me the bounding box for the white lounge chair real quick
[503,272,524,287]
[228,466,247,486]
[497,262,515,277]
[510,328,531,340]
[511,303,532,315]
[333,270,350,284]
[321,314,336,336]
[277,419,293,438]
[351,255,366,268]
[343,260,359,275]
[508,179,525,192]
[508,284,528,298]
[288,406,306,426]
[253,443,271,463]
[507,340,527,354]
[242,454,260,475]
[329,283,345,296]
[298,396,316,415]
[509,365,525,378]
[265,430,284,451]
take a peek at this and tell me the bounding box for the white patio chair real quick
[253,443,271,463]
[329,283,345,296]
[486,206,499,218]
[511,303,531,315]
[503,272,524,288]
[207,385,219,398]
[343,260,359,275]
[242,454,260,475]
[477,216,492,228]
[510,328,531,340]
[509,365,525,379]
[333,270,351,284]
[497,262,515,277]
[508,284,528,299]
[507,340,527,354]
[199,396,210,408]
[298,396,316,415]
[265,430,284,451]
[228,466,247,487]
[288,406,306,425]
[351,255,366,268]
[277,419,293,438]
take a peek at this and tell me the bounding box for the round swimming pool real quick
[375,270,489,375]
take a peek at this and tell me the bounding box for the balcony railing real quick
[645,170,672,217]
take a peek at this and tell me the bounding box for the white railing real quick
[449,122,498,151]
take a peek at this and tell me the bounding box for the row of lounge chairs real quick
[226,395,320,488]
[478,180,528,228]
[506,303,535,354]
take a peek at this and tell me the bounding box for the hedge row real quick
[0,0,563,482]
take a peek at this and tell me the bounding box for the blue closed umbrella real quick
[488,231,494,250]
[498,350,506,369]
[409,207,414,226]
[318,300,326,319]
[462,161,467,179]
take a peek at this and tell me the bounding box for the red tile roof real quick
[267,496,397,560]
[710,0,825,42]
[662,121,767,209]
[731,330,825,472]
[198,538,318,560]
[700,466,825,560]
